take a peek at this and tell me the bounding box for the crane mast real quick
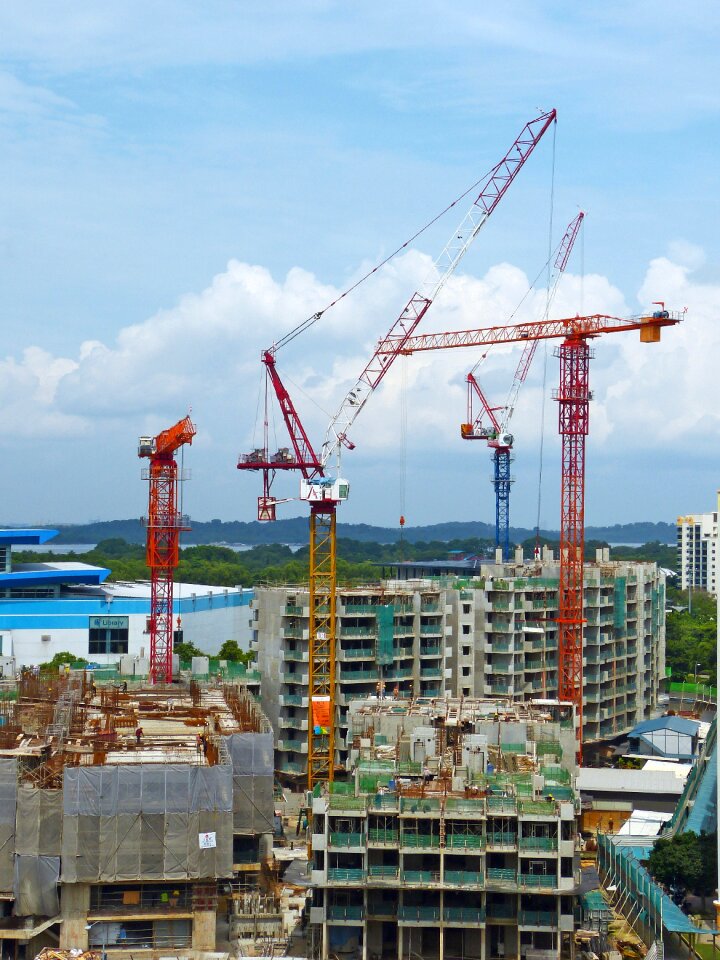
[461,211,584,559]
[238,109,557,789]
[379,306,682,753]
[139,415,197,684]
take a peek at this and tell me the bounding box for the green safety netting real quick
[376,605,395,666]
[613,577,626,632]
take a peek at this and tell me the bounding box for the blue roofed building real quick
[0,530,253,668]
[626,715,701,761]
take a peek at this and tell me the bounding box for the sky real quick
[0,1,718,530]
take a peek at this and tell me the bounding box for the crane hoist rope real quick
[272,160,522,353]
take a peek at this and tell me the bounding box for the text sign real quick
[199,832,217,849]
[89,616,129,630]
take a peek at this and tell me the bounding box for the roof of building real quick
[75,580,249,600]
[616,809,668,837]
[0,561,110,587]
[0,529,58,546]
[629,716,700,737]
[578,766,689,797]
[382,558,483,572]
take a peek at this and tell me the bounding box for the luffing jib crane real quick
[461,211,585,560]
[139,415,197,684]
[378,306,682,752]
[238,108,557,789]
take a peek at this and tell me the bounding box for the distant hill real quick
[5,517,676,546]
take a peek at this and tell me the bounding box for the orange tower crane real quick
[138,415,197,684]
[377,307,682,752]
[238,109,557,789]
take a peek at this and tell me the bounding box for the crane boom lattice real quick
[238,110,558,788]
[321,109,557,467]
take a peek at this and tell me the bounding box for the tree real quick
[646,831,715,900]
[218,640,253,664]
[40,651,88,672]
[174,641,203,661]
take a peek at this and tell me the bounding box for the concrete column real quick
[192,910,216,951]
[59,883,90,950]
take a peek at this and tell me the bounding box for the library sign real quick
[89,616,129,630]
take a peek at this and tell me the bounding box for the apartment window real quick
[462,624,471,635]
[462,687,471,697]
[462,603,471,614]
[462,666,471,677]
[462,645,471,657]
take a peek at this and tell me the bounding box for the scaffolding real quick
[0,672,275,912]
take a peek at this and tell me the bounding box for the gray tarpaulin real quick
[15,787,62,856]
[14,855,59,916]
[63,764,233,815]
[0,758,17,893]
[61,764,233,883]
[225,732,274,835]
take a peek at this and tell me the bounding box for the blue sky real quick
[0,2,718,529]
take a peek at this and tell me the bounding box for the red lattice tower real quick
[555,337,592,746]
[140,416,196,684]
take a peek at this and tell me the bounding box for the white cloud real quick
[0,247,712,523]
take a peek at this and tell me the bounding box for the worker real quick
[135,726,143,745]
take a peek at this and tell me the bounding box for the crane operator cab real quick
[138,437,155,457]
[300,477,350,504]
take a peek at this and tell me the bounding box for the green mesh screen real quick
[376,605,395,666]
[613,577,626,632]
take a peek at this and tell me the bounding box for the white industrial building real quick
[0,530,252,668]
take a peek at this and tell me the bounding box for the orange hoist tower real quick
[378,307,682,754]
[238,109,557,789]
[138,415,197,684]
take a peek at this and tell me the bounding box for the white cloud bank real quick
[7,247,714,473]
[5,252,720,449]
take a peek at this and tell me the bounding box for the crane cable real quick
[468,220,568,380]
[534,121,557,553]
[399,355,408,550]
[272,164,503,353]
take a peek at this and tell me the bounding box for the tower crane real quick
[376,306,682,752]
[138,415,197,684]
[238,109,557,788]
[462,211,584,560]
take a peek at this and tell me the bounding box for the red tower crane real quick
[238,109,557,788]
[377,307,682,750]
[139,415,197,684]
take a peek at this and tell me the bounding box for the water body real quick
[19,542,306,554]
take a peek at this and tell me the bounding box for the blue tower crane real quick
[461,211,585,559]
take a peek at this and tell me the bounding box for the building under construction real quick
[309,696,580,960]
[252,552,665,781]
[0,670,273,959]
